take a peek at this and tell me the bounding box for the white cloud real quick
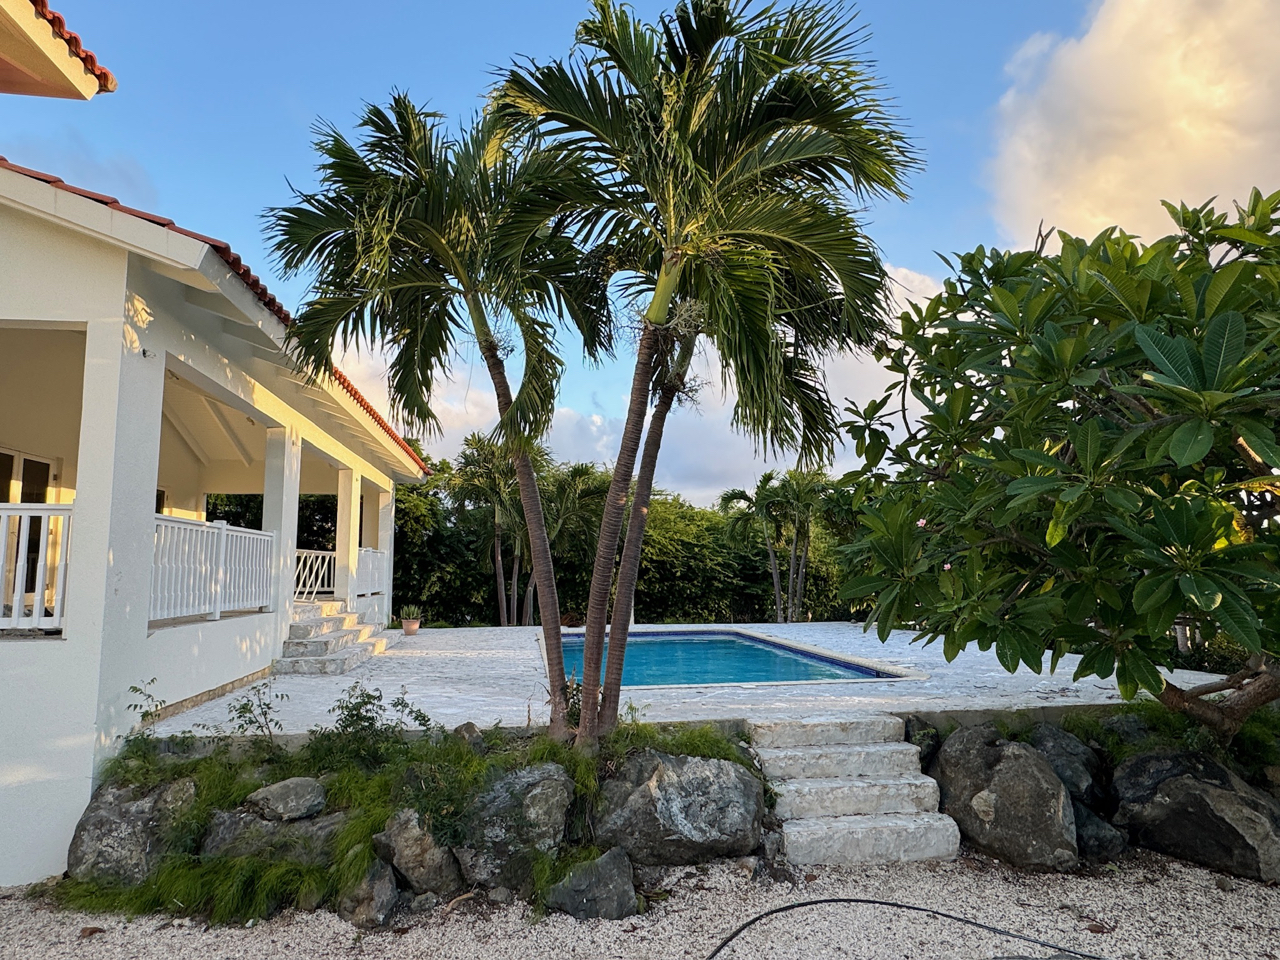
[994,0,1280,247]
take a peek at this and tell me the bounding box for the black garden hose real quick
[704,897,1114,960]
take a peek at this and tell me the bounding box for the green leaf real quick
[1167,419,1214,466]
[995,633,1021,673]
[1133,572,1175,614]
[1210,585,1262,652]
[1103,487,1143,513]
[1200,311,1246,390]
[1007,476,1064,496]
[1046,514,1069,547]
[1120,648,1165,696]
[1135,326,1200,388]
[1179,573,1222,611]
[1076,419,1102,474]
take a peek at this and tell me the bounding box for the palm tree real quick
[266,98,613,739]
[499,0,914,741]
[452,434,522,624]
[719,471,785,622]
[776,468,829,621]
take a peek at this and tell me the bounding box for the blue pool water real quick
[559,630,889,686]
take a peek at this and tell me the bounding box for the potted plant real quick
[399,605,422,636]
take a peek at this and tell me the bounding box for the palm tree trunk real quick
[796,526,810,621]
[786,526,798,623]
[494,529,508,628]
[471,299,570,738]
[504,552,514,627]
[578,324,662,747]
[765,539,783,623]
[599,335,694,732]
[523,573,536,625]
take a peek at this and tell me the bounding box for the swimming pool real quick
[558,628,909,687]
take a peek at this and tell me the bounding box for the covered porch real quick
[0,325,395,639]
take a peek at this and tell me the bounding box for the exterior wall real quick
[0,208,411,885]
[0,208,126,885]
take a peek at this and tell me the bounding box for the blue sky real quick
[6,0,1277,502]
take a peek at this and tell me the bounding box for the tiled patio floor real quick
[153,622,1219,735]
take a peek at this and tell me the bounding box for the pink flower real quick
[916,518,927,528]
[943,563,952,571]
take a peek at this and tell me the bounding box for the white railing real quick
[295,549,335,602]
[151,516,274,622]
[357,547,389,597]
[1,504,72,630]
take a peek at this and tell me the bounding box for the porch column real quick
[261,426,301,641]
[334,467,361,605]
[64,317,167,763]
[378,485,395,624]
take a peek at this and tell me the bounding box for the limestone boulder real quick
[544,847,638,920]
[1029,724,1104,809]
[67,779,196,886]
[337,858,399,929]
[1113,752,1280,881]
[595,751,764,865]
[452,763,573,891]
[201,809,346,865]
[372,808,462,895]
[244,777,326,821]
[931,724,1077,870]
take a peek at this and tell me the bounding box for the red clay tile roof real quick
[0,155,429,475]
[28,2,117,94]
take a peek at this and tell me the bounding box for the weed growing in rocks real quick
[40,681,754,925]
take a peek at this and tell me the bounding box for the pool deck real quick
[153,623,1220,736]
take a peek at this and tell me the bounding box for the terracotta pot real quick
[402,619,421,636]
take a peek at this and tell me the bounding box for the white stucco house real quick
[0,156,428,885]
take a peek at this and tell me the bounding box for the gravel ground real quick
[4,851,1277,960]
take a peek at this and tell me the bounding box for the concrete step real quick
[751,716,904,749]
[282,623,378,658]
[274,634,393,676]
[756,742,921,780]
[773,774,939,820]
[289,613,361,640]
[782,813,960,865]
[292,600,347,620]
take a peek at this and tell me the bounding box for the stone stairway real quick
[752,716,960,865]
[274,600,394,675]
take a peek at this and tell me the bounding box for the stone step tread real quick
[292,601,347,620]
[274,635,392,676]
[751,716,904,748]
[782,812,960,866]
[282,623,379,658]
[773,774,939,820]
[756,741,921,779]
[289,613,362,639]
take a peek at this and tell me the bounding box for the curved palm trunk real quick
[599,336,693,732]
[765,539,784,623]
[577,325,662,747]
[472,301,570,739]
[494,529,508,627]
[522,573,536,625]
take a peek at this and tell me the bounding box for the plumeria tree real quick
[840,191,1280,740]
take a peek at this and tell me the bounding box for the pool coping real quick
[543,624,931,690]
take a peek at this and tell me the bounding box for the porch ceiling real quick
[164,373,265,466]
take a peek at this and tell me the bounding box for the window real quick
[155,489,167,514]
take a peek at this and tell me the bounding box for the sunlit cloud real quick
[993,0,1280,247]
